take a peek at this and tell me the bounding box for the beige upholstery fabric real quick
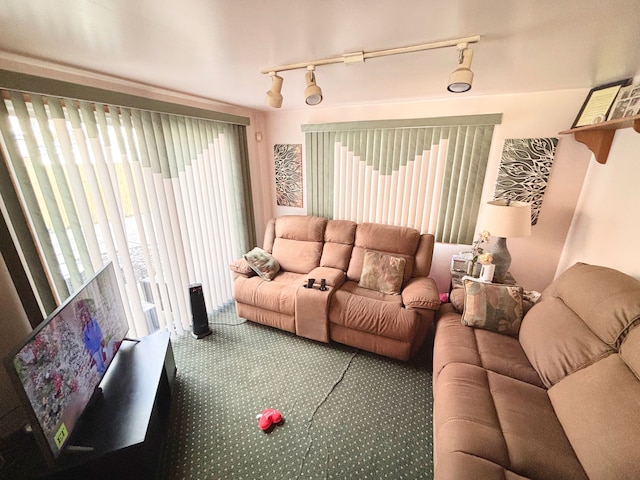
[231,216,438,361]
[305,266,346,288]
[434,363,588,480]
[519,297,613,388]
[541,262,640,348]
[549,354,640,480]
[271,215,326,274]
[262,217,276,253]
[401,277,441,310]
[620,326,640,379]
[433,306,544,388]
[229,257,255,277]
[347,223,420,283]
[320,220,356,271]
[433,262,640,480]
[233,272,302,316]
[413,233,435,277]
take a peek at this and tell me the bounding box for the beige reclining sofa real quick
[433,262,640,480]
[230,215,441,361]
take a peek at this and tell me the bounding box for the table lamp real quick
[481,199,531,283]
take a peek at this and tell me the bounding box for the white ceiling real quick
[0,0,639,111]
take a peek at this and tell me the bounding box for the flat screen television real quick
[3,262,129,468]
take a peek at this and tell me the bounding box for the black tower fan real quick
[189,283,212,339]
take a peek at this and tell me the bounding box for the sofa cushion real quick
[519,297,613,388]
[549,354,640,480]
[329,281,421,342]
[320,219,356,271]
[243,247,280,280]
[347,223,420,283]
[358,250,406,295]
[461,279,524,337]
[434,363,588,480]
[233,272,303,316]
[271,216,327,274]
[541,262,640,348]
[433,306,544,388]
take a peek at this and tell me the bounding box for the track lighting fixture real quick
[447,43,474,93]
[304,66,323,106]
[261,35,480,107]
[265,72,284,108]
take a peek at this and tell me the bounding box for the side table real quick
[450,268,516,292]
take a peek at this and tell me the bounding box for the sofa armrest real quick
[229,258,256,278]
[306,266,346,288]
[402,276,441,311]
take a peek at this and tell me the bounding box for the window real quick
[0,87,255,337]
[303,114,501,244]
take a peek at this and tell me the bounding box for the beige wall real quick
[259,88,593,292]
[556,128,640,280]
[0,253,31,438]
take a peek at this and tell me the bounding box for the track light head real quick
[265,72,284,108]
[447,44,474,93]
[304,66,323,106]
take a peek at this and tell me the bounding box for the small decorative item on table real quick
[464,230,491,278]
[478,252,495,282]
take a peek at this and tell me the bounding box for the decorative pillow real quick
[359,250,406,295]
[461,278,524,337]
[243,247,280,281]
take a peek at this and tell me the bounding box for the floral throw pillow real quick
[359,250,406,295]
[243,247,280,281]
[461,278,524,337]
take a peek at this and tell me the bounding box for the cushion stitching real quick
[486,372,513,472]
[441,451,511,480]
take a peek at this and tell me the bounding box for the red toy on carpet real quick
[257,408,283,431]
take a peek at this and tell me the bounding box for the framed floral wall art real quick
[493,138,558,225]
[274,144,303,207]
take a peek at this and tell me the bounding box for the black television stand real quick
[41,331,176,480]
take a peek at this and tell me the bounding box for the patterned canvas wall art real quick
[274,144,303,207]
[494,138,558,225]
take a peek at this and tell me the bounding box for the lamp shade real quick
[481,200,531,238]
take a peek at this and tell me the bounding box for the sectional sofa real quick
[433,262,640,480]
[230,215,441,361]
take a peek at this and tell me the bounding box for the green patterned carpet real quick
[159,303,434,480]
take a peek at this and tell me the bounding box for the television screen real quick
[4,262,129,465]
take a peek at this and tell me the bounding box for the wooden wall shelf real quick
[559,114,640,164]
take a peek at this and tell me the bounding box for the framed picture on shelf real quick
[572,79,632,128]
[608,83,640,120]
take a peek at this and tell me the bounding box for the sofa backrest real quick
[320,219,356,271]
[519,262,640,480]
[268,215,327,274]
[519,262,640,388]
[346,223,424,284]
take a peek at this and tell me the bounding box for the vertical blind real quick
[0,90,255,337]
[303,114,502,244]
